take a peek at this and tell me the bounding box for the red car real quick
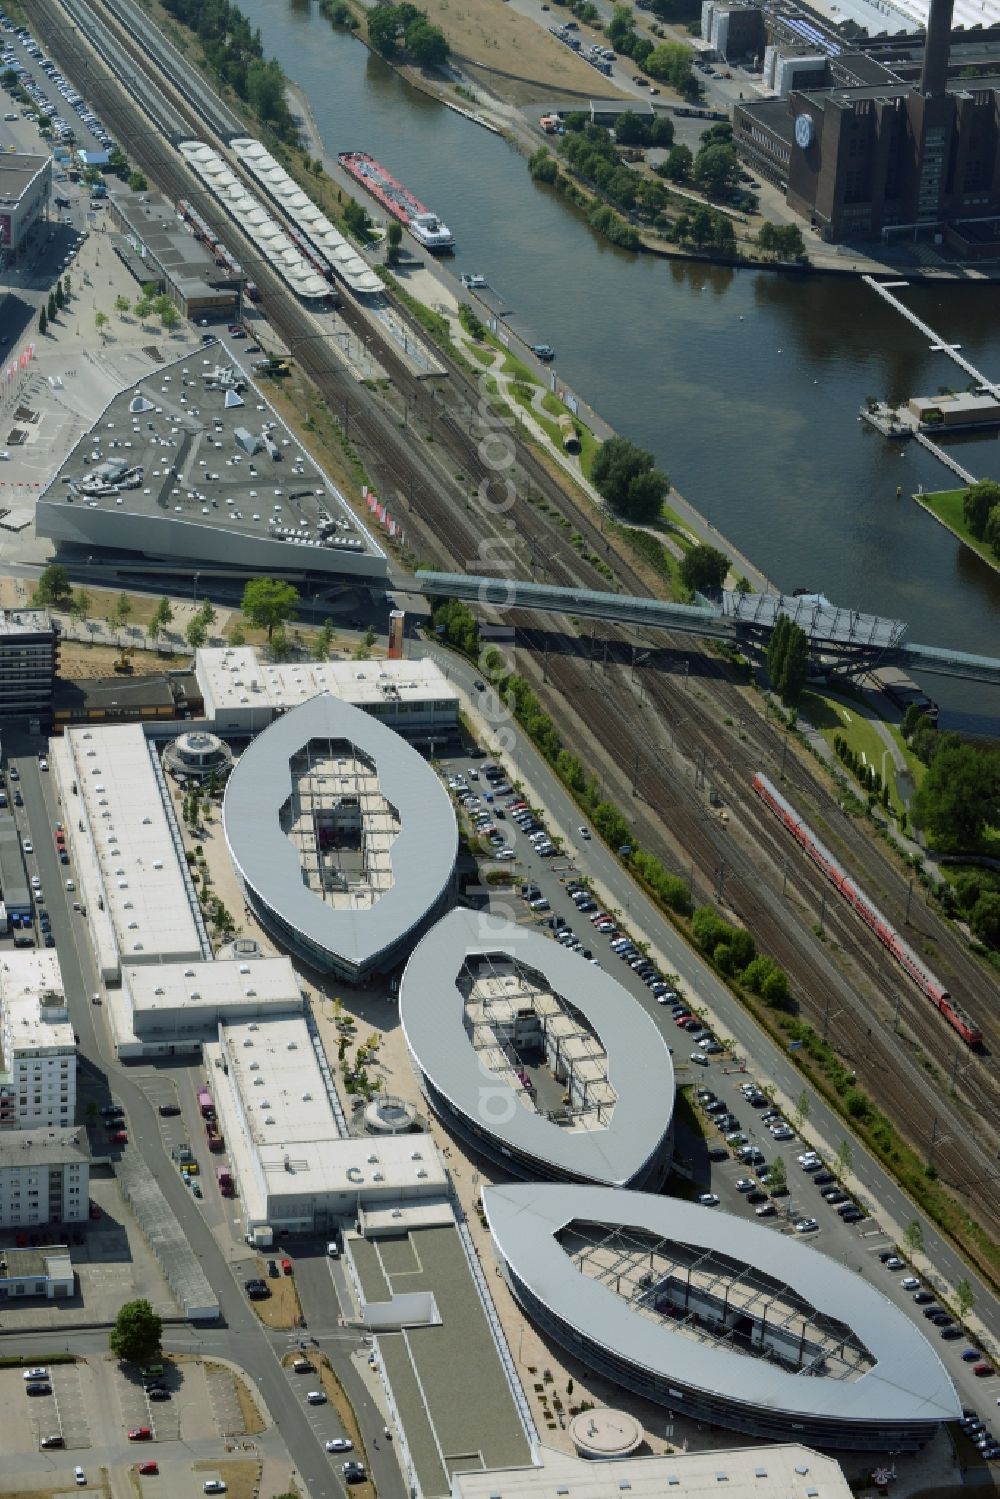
[974,1362,995,1377]
[108,1131,128,1145]
[128,1427,152,1441]
[89,1202,101,1220]
[137,1461,159,1475]
[282,1257,293,1275]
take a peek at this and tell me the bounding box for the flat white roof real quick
[216,1015,447,1218]
[452,1443,852,1499]
[0,951,74,1057]
[66,725,203,965]
[197,647,459,717]
[124,955,302,1018]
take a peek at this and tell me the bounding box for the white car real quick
[31,874,41,889]
[578,825,591,840]
[689,1051,709,1067]
[203,1484,227,1495]
[771,1126,794,1141]
[326,1438,353,1452]
[22,1366,48,1380]
[697,1193,719,1207]
[307,1390,327,1404]
[901,1276,920,1290]
[75,1467,87,1486]
[326,1241,340,1258]
[21,838,32,853]
[794,1217,819,1233]
[65,879,75,891]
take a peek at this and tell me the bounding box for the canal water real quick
[248,0,1000,717]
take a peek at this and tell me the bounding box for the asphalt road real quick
[426,644,1000,1369]
[5,745,407,1499]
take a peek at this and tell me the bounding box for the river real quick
[247,0,1000,720]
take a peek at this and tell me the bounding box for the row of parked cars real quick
[4,25,114,150]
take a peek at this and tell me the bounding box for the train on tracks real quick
[752,772,983,1047]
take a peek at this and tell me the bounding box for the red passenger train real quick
[752,772,982,1047]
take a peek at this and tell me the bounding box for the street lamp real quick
[193,571,200,606]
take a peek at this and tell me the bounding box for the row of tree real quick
[161,0,299,141]
[691,905,791,1004]
[767,616,808,706]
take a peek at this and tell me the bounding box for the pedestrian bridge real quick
[405,571,1000,686]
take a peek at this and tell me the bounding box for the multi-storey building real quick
[0,609,58,723]
[0,952,76,1130]
[0,1129,89,1228]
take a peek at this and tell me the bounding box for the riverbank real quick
[914,487,1000,578]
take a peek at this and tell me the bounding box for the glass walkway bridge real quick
[406,572,1000,686]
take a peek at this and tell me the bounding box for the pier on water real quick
[912,430,977,484]
[864,275,1000,400]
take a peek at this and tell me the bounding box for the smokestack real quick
[920,0,954,96]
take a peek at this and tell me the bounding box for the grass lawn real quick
[802,690,909,819]
[916,487,1000,575]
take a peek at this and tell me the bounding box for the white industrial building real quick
[53,723,209,984]
[450,1444,854,1499]
[0,952,76,1130]
[195,648,460,739]
[108,955,305,1059]
[207,1012,448,1245]
[0,1129,89,1229]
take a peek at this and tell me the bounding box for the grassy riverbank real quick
[915,487,1000,576]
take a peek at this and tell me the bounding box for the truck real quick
[205,1121,224,1153]
[216,1165,234,1197]
[197,1086,215,1121]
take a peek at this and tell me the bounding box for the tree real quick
[912,737,1000,849]
[591,436,669,523]
[904,1218,925,1258]
[660,142,692,182]
[768,1155,787,1193]
[386,220,403,265]
[160,303,180,331]
[33,563,73,609]
[679,543,729,595]
[127,170,148,191]
[984,503,1000,561]
[95,311,108,337]
[956,1277,974,1320]
[134,297,152,323]
[970,891,1000,947]
[767,616,809,706]
[198,600,217,631]
[241,577,299,640]
[64,274,72,299]
[314,618,335,661]
[185,615,207,650]
[2,68,17,89]
[109,1298,162,1364]
[114,294,131,318]
[405,15,449,63]
[645,41,694,93]
[227,620,247,647]
[70,588,92,626]
[47,291,56,322]
[962,478,1000,538]
[111,592,133,632]
[694,142,739,197]
[614,110,647,146]
[38,306,47,337]
[270,625,291,660]
[835,1138,854,1177]
[794,1089,810,1130]
[342,197,371,241]
[150,597,174,642]
[108,145,127,171]
[368,2,401,54]
[55,280,65,310]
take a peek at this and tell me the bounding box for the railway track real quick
[35,0,1000,1251]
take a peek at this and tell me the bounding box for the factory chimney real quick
[920,0,954,96]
